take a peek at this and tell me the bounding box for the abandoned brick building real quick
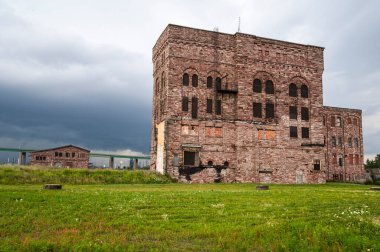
[150,24,364,183]
[29,145,90,168]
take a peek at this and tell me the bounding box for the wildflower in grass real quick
[211,203,225,208]
[161,214,168,221]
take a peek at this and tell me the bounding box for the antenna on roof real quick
[237,17,241,33]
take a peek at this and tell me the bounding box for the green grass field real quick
[1,182,380,251]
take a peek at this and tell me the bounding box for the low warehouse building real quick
[29,145,90,168]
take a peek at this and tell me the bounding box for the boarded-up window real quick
[265,103,274,119]
[301,107,309,121]
[182,96,188,111]
[289,106,297,120]
[331,116,335,127]
[289,83,297,97]
[216,100,222,115]
[253,103,262,118]
[253,79,262,93]
[192,74,198,87]
[191,97,198,118]
[353,118,357,126]
[205,126,213,137]
[265,80,274,94]
[207,76,213,88]
[215,127,222,137]
[290,126,297,138]
[332,136,336,147]
[183,73,189,86]
[258,129,276,140]
[332,154,337,164]
[216,77,221,90]
[348,154,353,165]
[301,84,309,98]
[347,118,352,124]
[184,151,196,166]
[302,127,309,139]
[207,99,213,113]
[181,125,189,135]
[355,154,359,165]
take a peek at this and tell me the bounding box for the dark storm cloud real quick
[0,7,152,153]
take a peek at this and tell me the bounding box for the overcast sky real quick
[0,0,379,159]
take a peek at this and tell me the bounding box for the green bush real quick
[0,165,174,184]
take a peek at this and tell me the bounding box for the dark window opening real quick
[301,84,309,98]
[184,151,196,166]
[66,153,70,157]
[289,83,297,97]
[72,152,75,157]
[206,99,213,113]
[253,103,262,118]
[301,107,309,121]
[182,96,188,112]
[290,126,298,138]
[348,137,352,148]
[207,161,213,166]
[302,127,309,139]
[289,106,297,120]
[265,80,274,94]
[224,161,229,167]
[216,77,221,90]
[253,79,262,93]
[355,138,359,148]
[265,103,275,119]
[43,156,46,161]
[332,136,336,147]
[182,73,189,86]
[338,137,343,147]
[55,152,58,157]
[216,100,222,115]
[207,76,213,88]
[314,160,320,170]
[192,74,198,87]
[59,152,63,157]
[338,156,343,167]
[191,97,198,118]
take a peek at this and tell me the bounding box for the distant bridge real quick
[0,147,150,168]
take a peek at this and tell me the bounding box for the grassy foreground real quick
[0,183,379,251]
[0,165,173,184]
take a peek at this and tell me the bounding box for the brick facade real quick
[29,145,90,168]
[150,24,364,183]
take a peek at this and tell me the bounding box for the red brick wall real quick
[29,146,89,168]
[151,24,363,183]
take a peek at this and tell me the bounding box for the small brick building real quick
[150,24,365,183]
[29,145,90,168]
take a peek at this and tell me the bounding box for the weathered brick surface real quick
[150,24,364,183]
[29,145,90,168]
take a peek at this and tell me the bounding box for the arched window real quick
[192,74,198,87]
[289,83,297,97]
[207,161,213,166]
[253,79,262,93]
[216,77,221,90]
[161,72,165,90]
[224,161,229,167]
[301,84,309,98]
[183,73,189,86]
[265,80,274,94]
[207,76,213,88]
